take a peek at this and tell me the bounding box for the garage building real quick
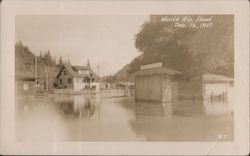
[178,73,233,100]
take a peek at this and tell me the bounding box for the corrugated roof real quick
[132,67,181,77]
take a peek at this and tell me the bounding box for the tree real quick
[15,41,36,73]
[43,50,55,66]
[58,56,63,65]
[131,15,234,77]
[53,56,57,65]
[39,51,43,59]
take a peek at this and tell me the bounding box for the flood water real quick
[16,91,234,141]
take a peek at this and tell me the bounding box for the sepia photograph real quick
[0,0,249,155]
[15,15,234,142]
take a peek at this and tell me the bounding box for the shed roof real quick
[202,73,233,82]
[15,73,36,81]
[132,67,181,77]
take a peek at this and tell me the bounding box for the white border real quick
[1,0,249,155]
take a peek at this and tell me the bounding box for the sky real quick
[15,15,149,76]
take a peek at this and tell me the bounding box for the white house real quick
[55,64,100,92]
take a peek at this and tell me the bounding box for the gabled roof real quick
[57,64,99,79]
[72,66,89,70]
[132,67,181,77]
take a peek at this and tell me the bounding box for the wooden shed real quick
[15,73,36,96]
[177,73,234,100]
[132,63,181,102]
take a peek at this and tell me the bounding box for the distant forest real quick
[15,41,66,78]
[114,15,234,81]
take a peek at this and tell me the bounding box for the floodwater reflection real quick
[56,95,96,118]
[16,94,234,141]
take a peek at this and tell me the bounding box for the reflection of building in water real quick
[134,102,172,117]
[129,99,234,141]
[57,95,97,117]
[203,99,233,115]
[172,100,205,116]
[171,99,233,116]
[128,101,173,141]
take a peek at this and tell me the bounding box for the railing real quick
[53,88,135,97]
[54,89,73,94]
[101,88,134,97]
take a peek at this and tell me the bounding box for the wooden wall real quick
[135,74,162,101]
[135,74,175,102]
[177,79,203,98]
[57,68,74,89]
[16,81,35,96]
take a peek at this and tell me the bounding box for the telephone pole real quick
[35,56,37,92]
[45,69,49,93]
[97,64,100,76]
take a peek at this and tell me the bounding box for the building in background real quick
[54,63,100,92]
[15,73,36,96]
[177,73,234,100]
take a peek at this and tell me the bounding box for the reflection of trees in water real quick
[121,97,231,117]
[171,100,204,116]
[128,100,233,141]
[120,98,172,117]
[59,96,96,118]
[127,101,173,141]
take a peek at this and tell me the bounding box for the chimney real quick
[87,59,90,68]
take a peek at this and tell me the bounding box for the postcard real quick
[0,0,249,155]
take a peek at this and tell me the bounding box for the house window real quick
[68,78,72,84]
[75,78,83,83]
[64,70,67,75]
[84,77,89,83]
[80,78,84,83]
[23,83,29,90]
[79,70,89,74]
[60,79,62,84]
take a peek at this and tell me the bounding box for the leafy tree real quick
[129,15,234,77]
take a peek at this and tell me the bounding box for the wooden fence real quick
[53,88,135,97]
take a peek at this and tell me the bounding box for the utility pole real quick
[35,56,37,92]
[97,64,99,76]
[47,71,49,93]
[45,69,49,93]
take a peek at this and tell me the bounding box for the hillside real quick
[113,64,131,81]
[15,41,61,90]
